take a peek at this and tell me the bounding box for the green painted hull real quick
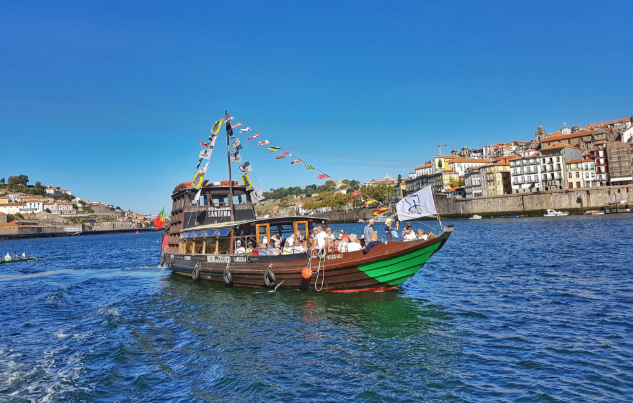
[356,240,442,286]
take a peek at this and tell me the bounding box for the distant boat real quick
[544,209,569,217]
[608,201,626,205]
[136,230,139,234]
[511,215,523,218]
[490,216,507,219]
[584,210,604,215]
[356,219,365,223]
[469,215,482,220]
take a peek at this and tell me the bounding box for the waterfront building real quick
[581,156,597,188]
[447,158,492,176]
[606,142,633,186]
[431,155,459,174]
[539,143,583,191]
[510,152,543,193]
[0,203,26,215]
[20,201,44,214]
[464,167,483,197]
[565,159,585,189]
[446,186,466,198]
[593,147,609,186]
[481,163,511,196]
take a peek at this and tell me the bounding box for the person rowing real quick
[4,253,11,261]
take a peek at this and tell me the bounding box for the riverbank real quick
[0,227,157,240]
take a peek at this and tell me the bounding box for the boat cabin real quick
[175,216,327,262]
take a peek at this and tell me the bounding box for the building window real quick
[569,183,573,189]
[576,172,579,178]
[568,172,572,178]
[576,182,581,188]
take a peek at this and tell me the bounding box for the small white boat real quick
[469,215,482,220]
[544,209,569,217]
[374,211,396,223]
[356,219,365,223]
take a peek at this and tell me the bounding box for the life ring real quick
[224,267,233,285]
[192,266,200,281]
[264,267,276,287]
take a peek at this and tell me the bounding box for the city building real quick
[510,152,543,193]
[481,163,511,196]
[464,167,484,198]
[45,187,63,196]
[20,201,44,214]
[447,158,492,176]
[565,159,585,189]
[606,142,633,186]
[539,143,583,191]
[446,187,466,198]
[593,147,609,186]
[361,174,399,188]
[581,156,597,188]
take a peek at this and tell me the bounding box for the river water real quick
[0,216,632,402]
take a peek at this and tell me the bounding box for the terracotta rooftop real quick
[448,158,492,164]
[565,159,585,164]
[540,143,579,151]
[415,163,432,170]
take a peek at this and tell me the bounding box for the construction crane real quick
[416,143,448,155]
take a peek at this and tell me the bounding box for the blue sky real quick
[1,0,632,213]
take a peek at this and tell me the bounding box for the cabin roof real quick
[181,215,328,233]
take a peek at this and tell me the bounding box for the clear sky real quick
[1,0,632,213]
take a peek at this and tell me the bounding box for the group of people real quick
[231,220,434,257]
[4,252,27,261]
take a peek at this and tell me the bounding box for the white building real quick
[511,153,543,193]
[0,204,25,215]
[19,201,43,214]
[582,158,597,187]
[44,202,74,213]
[45,187,62,196]
[447,158,492,176]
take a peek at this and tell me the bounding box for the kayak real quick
[0,257,42,265]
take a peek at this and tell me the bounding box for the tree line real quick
[263,179,361,200]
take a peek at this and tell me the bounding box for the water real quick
[1,216,632,402]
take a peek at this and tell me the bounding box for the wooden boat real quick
[161,111,454,292]
[0,257,40,265]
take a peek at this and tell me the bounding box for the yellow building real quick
[482,163,511,196]
[565,159,584,189]
[0,198,8,204]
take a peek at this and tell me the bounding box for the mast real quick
[432,186,443,230]
[225,110,235,254]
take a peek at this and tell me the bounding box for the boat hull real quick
[164,227,453,292]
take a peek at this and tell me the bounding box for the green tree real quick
[322,192,349,211]
[363,184,396,205]
[576,196,583,213]
[116,206,121,210]
[35,181,42,188]
[45,208,52,213]
[82,206,94,213]
[448,177,464,189]
[18,175,29,185]
[8,176,20,186]
[302,199,322,211]
[0,178,5,184]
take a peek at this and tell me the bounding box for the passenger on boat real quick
[12,252,19,260]
[22,252,27,258]
[258,243,267,256]
[417,229,428,241]
[360,235,365,247]
[4,253,11,261]
[363,219,375,245]
[363,232,381,254]
[325,227,335,243]
[338,234,348,253]
[315,226,327,250]
[247,242,254,254]
[268,247,281,256]
[402,223,417,241]
[347,234,362,252]
[384,218,399,239]
[271,234,281,248]
[234,240,246,254]
[251,243,259,256]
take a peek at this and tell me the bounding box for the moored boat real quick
[161,111,454,292]
[469,215,482,220]
[544,209,569,217]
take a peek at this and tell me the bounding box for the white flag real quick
[396,186,437,221]
[239,161,252,172]
[193,188,202,205]
[232,138,242,152]
[239,127,252,133]
[258,140,271,146]
[251,188,265,202]
[199,160,210,174]
[199,149,212,159]
[230,151,242,163]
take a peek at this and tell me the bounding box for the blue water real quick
[1,216,632,402]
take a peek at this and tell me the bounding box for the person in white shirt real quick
[338,234,348,253]
[4,253,11,261]
[402,223,417,241]
[417,229,428,241]
[315,226,328,250]
[270,233,281,248]
[346,234,362,252]
[234,240,246,254]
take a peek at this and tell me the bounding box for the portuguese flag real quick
[154,208,166,229]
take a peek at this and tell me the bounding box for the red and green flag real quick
[154,208,166,229]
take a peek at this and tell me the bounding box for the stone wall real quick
[317,209,378,223]
[435,185,633,216]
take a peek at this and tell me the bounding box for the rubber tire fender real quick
[192,267,200,281]
[159,253,165,266]
[223,267,233,285]
[264,267,276,287]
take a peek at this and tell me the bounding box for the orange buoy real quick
[301,267,312,279]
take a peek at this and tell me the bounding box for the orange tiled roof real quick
[448,158,492,164]
[565,159,585,164]
[540,142,579,151]
[582,118,631,130]
[415,163,432,169]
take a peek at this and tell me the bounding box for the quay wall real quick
[435,185,633,217]
[318,209,377,223]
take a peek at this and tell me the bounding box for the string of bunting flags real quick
[224,115,391,215]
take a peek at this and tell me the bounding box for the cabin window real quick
[233,194,246,205]
[205,239,217,254]
[193,240,204,254]
[293,221,308,240]
[212,195,229,207]
[256,223,270,246]
[217,238,230,254]
[184,240,193,254]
